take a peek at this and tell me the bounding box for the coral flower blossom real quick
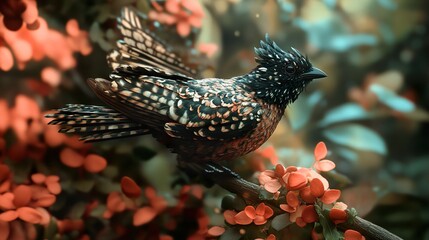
[148,0,204,37]
[226,203,274,225]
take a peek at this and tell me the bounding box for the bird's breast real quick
[177,101,284,162]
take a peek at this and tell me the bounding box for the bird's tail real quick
[46,104,149,142]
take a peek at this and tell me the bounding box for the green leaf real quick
[219,228,241,240]
[369,84,415,113]
[323,124,387,155]
[271,213,292,231]
[287,92,323,131]
[318,103,372,127]
[315,205,343,240]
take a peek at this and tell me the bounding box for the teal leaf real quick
[219,228,241,240]
[323,124,387,155]
[369,84,415,113]
[287,91,323,131]
[271,213,293,231]
[336,146,359,162]
[315,205,343,239]
[318,103,371,127]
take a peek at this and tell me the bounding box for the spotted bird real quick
[46,8,327,163]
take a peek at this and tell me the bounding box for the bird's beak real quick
[300,67,327,80]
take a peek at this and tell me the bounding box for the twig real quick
[181,162,403,240]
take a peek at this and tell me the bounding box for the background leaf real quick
[323,124,387,155]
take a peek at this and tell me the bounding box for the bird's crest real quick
[254,34,312,73]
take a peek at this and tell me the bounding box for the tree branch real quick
[182,162,403,240]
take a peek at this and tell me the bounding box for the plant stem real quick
[182,162,403,240]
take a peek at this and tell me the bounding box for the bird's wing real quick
[164,82,265,141]
[91,75,264,141]
[107,7,197,79]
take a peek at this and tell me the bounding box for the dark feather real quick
[107,7,198,78]
[46,104,149,142]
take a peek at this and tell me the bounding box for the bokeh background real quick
[0,0,428,239]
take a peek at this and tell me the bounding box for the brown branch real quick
[182,162,403,240]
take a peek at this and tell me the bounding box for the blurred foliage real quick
[1,0,429,239]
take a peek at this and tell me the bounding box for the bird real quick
[46,7,327,163]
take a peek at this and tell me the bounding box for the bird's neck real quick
[235,67,293,108]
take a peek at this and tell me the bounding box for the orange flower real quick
[31,173,61,195]
[233,203,274,225]
[344,229,365,240]
[258,170,282,193]
[207,226,225,237]
[60,148,107,173]
[0,7,91,71]
[133,206,157,226]
[314,142,328,161]
[148,0,204,37]
[121,176,142,199]
[313,141,336,172]
[329,202,348,225]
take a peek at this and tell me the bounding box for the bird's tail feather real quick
[46,104,149,142]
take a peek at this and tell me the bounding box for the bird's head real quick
[242,34,326,106]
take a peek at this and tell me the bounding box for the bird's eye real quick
[286,65,295,74]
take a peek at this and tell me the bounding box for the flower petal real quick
[267,234,276,240]
[223,210,236,225]
[310,178,325,198]
[279,204,296,213]
[207,226,225,236]
[314,160,336,172]
[255,203,266,216]
[264,179,282,193]
[290,205,305,222]
[133,207,157,226]
[0,46,14,71]
[13,185,32,207]
[287,172,308,190]
[244,206,256,219]
[0,210,18,222]
[176,21,191,37]
[60,148,84,168]
[46,181,61,195]
[17,207,42,224]
[299,186,316,204]
[264,205,274,219]
[234,211,253,225]
[286,191,300,208]
[0,193,15,209]
[344,229,365,240]
[321,189,341,204]
[253,215,267,225]
[121,176,142,199]
[31,173,46,184]
[314,142,327,161]
[41,67,61,87]
[34,193,56,207]
[66,19,80,37]
[333,202,348,211]
[165,0,180,14]
[329,208,347,225]
[83,154,107,173]
[301,205,318,223]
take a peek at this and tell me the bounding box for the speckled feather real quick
[47,7,325,161]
